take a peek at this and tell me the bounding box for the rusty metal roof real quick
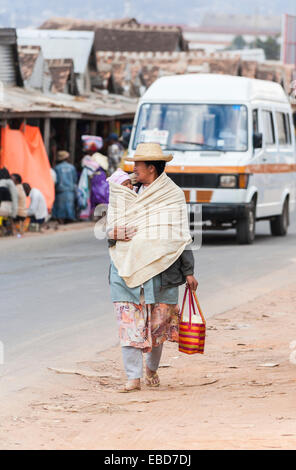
[39,17,139,30]
[93,24,188,53]
[18,45,41,81]
[0,86,138,119]
[46,58,75,93]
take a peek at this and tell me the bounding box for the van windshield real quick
[132,103,248,152]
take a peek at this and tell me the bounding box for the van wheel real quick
[236,202,256,245]
[270,199,289,236]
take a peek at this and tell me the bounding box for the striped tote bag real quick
[178,285,206,355]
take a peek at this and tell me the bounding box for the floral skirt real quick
[114,298,180,353]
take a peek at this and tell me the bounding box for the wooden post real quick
[90,120,96,135]
[109,120,115,134]
[43,118,50,157]
[69,119,77,164]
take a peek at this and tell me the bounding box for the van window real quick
[262,110,275,146]
[276,112,290,145]
[286,114,292,144]
[253,109,259,133]
[133,103,248,152]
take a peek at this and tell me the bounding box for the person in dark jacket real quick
[52,151,77,223]
[0,167,18,219]
[108,143,198,393]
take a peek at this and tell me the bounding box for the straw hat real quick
[57,150,70,162]
[125,143,173,162]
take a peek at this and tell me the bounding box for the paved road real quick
[1,216,296,398]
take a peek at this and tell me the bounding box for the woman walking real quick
[108,143,198,392]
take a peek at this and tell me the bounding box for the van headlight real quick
[219,175,237,188]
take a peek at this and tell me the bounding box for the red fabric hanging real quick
[0,125,54,209]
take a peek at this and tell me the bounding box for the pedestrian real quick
[0,167,18,219]
[78,135,107,219]
[107,133,124,173]
[89,153,109,211]
[107,143,198,392]
[120,125,132,150]
[11,173,27,235]
[23,183,48,230]
[52,150,78,224]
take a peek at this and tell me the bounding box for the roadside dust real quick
[17,221,94,239]
[1,284,296,450]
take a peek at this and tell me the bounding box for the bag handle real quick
[180,285,206,326]
[192,290,206,325]
[188,284,193,327]
[180,284,189,322]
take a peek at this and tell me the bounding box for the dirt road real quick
[1,281,296,450]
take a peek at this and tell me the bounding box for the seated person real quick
[23,183,48,227]
[0,167,18,218]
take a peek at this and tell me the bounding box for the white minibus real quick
[125,74,296,244]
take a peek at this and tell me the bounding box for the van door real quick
[261,108,278,216]
[274,111,295,213]
[251,108,266,217]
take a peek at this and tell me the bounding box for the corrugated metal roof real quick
[0,85,137,119]
[0,45,17,85]
[0,28,19,45]
[0,29,23,87]
[17,29,95,74]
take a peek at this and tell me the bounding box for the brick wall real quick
[94,50,295,99]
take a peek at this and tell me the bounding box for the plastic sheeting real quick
[0,125,54,209]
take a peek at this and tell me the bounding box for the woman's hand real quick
[186,275,198,291]
[108,226,137,241]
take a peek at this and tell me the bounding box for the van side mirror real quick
[253,132,263,149]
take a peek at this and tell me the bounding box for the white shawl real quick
[108,172,192,288]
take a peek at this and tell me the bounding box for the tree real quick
[230,35,247,50]
[250,36,280,60]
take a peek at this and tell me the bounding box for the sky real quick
[0,0,296,28]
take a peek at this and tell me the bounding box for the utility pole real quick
[123,0,132,18]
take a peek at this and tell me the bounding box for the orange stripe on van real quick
[247,164,296,173]
[124,163,249,174]
[196,190,213,203]
[166,164,296,174]
[124,163,296,175]
[183,190,190,202]
[123,164,135,172]
[166,165,250,174]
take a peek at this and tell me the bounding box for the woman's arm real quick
[180,249,194,276]
[180,249,198,291]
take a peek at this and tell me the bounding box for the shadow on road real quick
[200,230,279,247]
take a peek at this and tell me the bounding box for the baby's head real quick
[107,168,133,190]
[120,178,133,190]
